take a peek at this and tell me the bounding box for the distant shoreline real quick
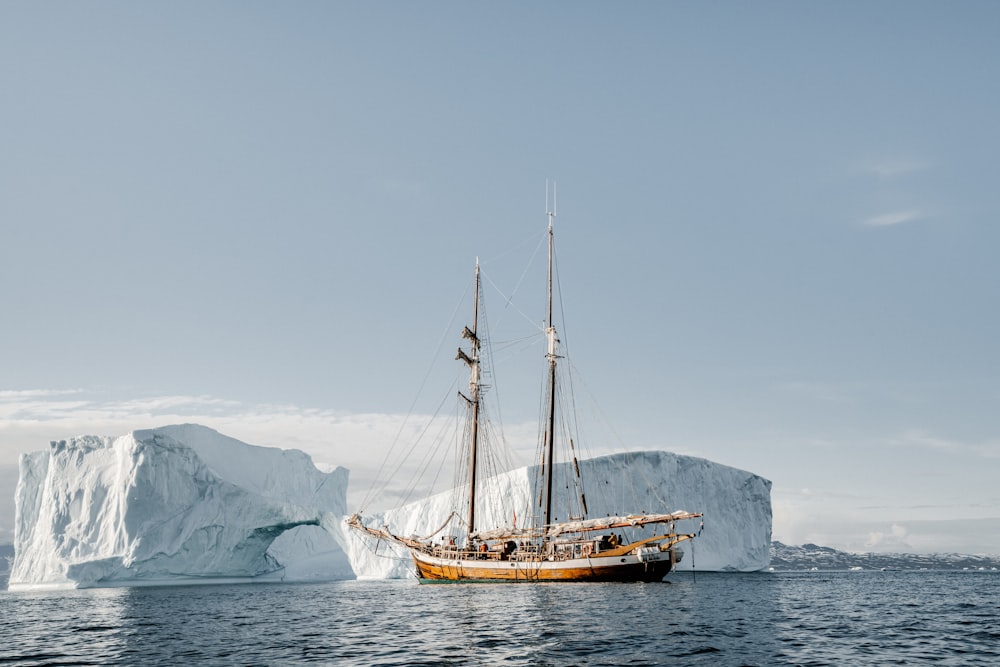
[770,541,1000,571]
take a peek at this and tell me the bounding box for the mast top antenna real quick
[546,180,557,222]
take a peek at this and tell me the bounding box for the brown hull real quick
[411,549,674,583]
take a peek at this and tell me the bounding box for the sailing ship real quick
[347,197,702,582]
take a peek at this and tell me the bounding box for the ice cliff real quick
[9,424,351,590]
[346,451,772,578]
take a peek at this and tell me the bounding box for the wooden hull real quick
[411,548,675,583]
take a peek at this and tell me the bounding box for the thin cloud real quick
[0,388,83,400]
[0,391,329,426]
[891,429,1000,460]
[861,158,930,179]
[863,210,923,227]
[774,381,855,403]
[892,429,958,451]
[110,395,243,415]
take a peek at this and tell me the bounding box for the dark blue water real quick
[2,571,998,666]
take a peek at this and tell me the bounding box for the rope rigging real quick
[343,194,705,583]
[356,220,686,548]
[358,279,473,512]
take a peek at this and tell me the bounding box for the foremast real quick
[457,260,483,539]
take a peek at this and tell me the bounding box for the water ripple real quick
[1,572,998,665]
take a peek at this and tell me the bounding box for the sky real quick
[1,1,998,554]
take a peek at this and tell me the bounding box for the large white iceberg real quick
[346,450,772,578]
[10,424,771,589]
[9,424,351,590]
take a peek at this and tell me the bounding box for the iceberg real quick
[9,424,351,590]
[346,450,772,578]
[10,423,771,588]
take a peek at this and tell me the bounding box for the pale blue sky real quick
[2,2,998,553]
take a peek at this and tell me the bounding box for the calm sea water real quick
[1,571,998,666]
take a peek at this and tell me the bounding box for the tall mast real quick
[458,260,482,538]
[543,184,558,529]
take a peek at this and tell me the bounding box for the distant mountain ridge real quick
[771,541,1000,571]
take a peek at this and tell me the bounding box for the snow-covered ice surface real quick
[9,424,351,590]
[346,450,772,578]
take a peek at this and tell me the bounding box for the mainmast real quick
[543,185,558,529]
[457,260,482,538]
